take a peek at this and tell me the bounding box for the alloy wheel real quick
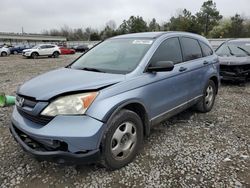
[110,122,137,160]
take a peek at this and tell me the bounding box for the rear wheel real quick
[31,52,38,59]
[195,80,216,113]
[1,52,7,56]
[101,109,143,170]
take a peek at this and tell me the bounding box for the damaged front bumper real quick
[10,106,106,164]
[10,124,101,164]
[220,64,250,81]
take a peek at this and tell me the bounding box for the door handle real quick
[179,67,187,72]
[203,61,209,65]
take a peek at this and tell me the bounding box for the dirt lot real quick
[0,54,249,188]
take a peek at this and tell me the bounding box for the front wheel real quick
[101,109,143,170]
[1,52,7,56]
[31,52,38,59]
[52,51,59,58]
[195,80,216,113]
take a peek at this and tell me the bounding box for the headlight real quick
[41,92,98,116]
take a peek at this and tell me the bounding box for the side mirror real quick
[147,61,174,72]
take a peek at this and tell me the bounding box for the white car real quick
[22,44,60,59]
[0,46,10,56]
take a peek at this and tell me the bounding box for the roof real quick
[110,31,208,42]
[111,32,167,39]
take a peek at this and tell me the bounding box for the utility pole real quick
[21,27,24,34]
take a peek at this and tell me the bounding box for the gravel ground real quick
[0,54,249,188]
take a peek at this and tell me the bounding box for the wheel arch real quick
[1,51,7,56]
[31,51,39,56]
[209,75,219,94]
[103,100,150,137]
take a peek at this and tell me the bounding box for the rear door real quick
[45,45,54,55]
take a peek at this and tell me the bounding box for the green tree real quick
[117,16,148,33]
[209,19,231,38]
[165,9,199,33]
[117,20,129,34]
[228,14,244,37]
[196,0,222,36]
[90,32,101,41]
[243,20,250,37]
[100,20,118,39]
[100,26,115,39]
[148,18,160,31]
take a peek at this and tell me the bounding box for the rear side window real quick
[47,45,54,48]
[150,37,182,65]
[199,41,213,57]
[181,37,202,61]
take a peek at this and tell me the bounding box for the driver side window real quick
[150,37,183,66]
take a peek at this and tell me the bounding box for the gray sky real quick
[0,0,249,33]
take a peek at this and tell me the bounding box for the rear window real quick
[199,42,213,57]
[46,45,55,48]
[181,37,202,61]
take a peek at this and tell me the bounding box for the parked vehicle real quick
[11,32,219,169]
[22,44,60,59]
[73,44,89,53]
[10,45,31,54]
[59,47,75,55]
[216,39,250,82]
[0,46,10,56]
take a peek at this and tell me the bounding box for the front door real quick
[142,37,192,119]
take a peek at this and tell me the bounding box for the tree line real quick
[42,0,250,41]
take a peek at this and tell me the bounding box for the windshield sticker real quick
[132,40,153,45]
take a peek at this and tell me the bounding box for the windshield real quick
[32,45,39,49]
[216,41,250,57]
[70,38,153,74]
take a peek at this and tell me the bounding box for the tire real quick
[101,109,143,170]
[13,51,18,55]
[195,80,216,113]
[52,51,59,58]
[1,52,7,56]
[31,52,38,59]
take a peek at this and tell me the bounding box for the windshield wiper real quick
[80,67,105,73]
[227,46,235,56]
[237,46,250,56]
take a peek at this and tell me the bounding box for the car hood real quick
[18,68,125,100]
[218,56,250,65]
[23,48,34,52]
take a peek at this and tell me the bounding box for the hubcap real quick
[111,122,137,160]
[205,85,214,108]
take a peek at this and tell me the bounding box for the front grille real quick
[220,64,250,75]
[16,95,37,108]
[17,108,53,125]
[16,94,53,125]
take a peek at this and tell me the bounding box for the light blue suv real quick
[10,32,219,169]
